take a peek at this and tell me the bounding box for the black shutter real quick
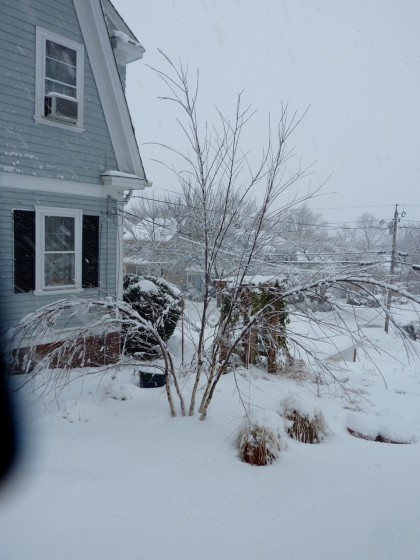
[14,210,36,293]
[82,215,99,288]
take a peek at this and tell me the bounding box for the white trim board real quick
[101,0,140,43]
[0,172,125,199]
[73,0,147,180]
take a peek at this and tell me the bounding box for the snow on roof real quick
[102,170,143,178]
[110,29,142,48]
[123,256,149,265]
[101,0,140,43]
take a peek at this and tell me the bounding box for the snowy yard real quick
[2,304,420,560]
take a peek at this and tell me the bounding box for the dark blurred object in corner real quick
[0,356,19,484]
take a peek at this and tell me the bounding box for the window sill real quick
[34,287,84,296]
[33,115,85,133]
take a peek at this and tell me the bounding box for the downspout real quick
[117,190,132,301]
[123,189,133,205]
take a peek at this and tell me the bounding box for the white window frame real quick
[34,206,83,296]
[34,27,85,132]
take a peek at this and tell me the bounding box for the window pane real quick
[45,79,57,94]
[63,84,76,97]
[45,216,75,251]
[45,79,76,98]
[46,40,77,66]
[44,253,75,287]
[46,58,76,87]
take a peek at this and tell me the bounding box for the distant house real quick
[0,0,150,364]
[124,229,208,295]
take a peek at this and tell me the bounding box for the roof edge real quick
[73,0,147,180]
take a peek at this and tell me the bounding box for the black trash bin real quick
[139,370,166,388]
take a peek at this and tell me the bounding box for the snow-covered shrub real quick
[346,290,380,308]
[287,287,333,313]
[235,409,287,466]
[306,297,333,313]
[218,279,292,373]
[101,382,136,402]
[346,411,416,444]
[401,320,420,341]
[278,394,328,444]
[288,294,333,313]
[123,274,183,356]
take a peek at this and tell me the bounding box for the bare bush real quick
[6,297,186,417]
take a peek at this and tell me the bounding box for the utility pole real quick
[384,204,404,333]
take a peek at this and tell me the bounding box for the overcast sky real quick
[113,0,420,227]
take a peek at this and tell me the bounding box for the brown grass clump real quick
[235,410,287,466]
[236,424,281,466]
[278,394,328,444]
[285,409,327,443]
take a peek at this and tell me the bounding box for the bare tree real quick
[398,222,420,262]
[280,204,328,259]
[148,53,321,416]
[356,212,387,252]
[163,190,258,280]
[10,56,420,425]
[147,55,420,420]
[124,195,188,280]
[125,196,173,243]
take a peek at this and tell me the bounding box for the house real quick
[124,232,208,295]
[0,0,150,365]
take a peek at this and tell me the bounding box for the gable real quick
[0,0,118,185]
[73,0,147,182]
[101,0,139,43]
[0,0,148,187]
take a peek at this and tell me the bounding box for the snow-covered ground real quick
[1,304,420,560]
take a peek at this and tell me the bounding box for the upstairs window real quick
[35,28,84,130]
[44,40,78,123]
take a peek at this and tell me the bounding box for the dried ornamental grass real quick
[279,394,328,444]
[285,410,327,443]
[235,409,287,466]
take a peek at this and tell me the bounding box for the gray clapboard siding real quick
[0,12,35,36]
[0,187,118,329]
[0,0,119,185]
[2,1,80,35]
[0,0,135,335]
[0,51,34,75]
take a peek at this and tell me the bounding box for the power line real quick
[145,188,420,213]
[119,214,420,260]
[128,195,405,230]
[311,203,420,211]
